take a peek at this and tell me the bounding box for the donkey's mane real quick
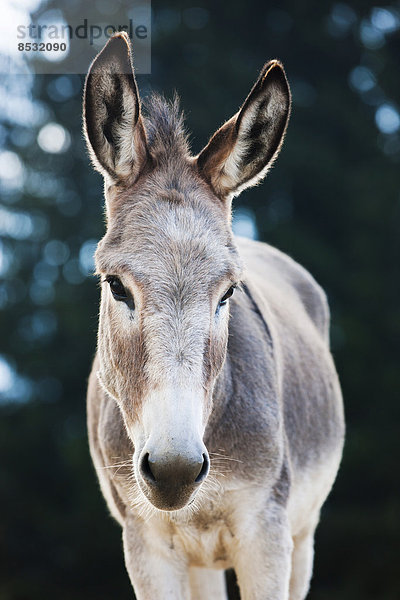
[142,94,190,159]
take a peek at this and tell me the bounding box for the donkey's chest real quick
[145,486,268,569]
[153,513,237,569]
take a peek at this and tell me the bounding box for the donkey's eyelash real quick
[102,275,132,305]
[227,281,244,294]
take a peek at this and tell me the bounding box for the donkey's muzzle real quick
[138,447,210,510]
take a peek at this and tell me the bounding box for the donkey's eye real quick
[105,276,128,301]
[219,285,236,307]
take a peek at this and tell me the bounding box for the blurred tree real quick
[0,0,399,598]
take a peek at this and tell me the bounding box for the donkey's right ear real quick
[83,33,148,184]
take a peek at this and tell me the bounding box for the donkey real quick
[83,32,344,600]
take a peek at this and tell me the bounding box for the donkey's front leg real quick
[123,516,190,600]
[233,502,293,600]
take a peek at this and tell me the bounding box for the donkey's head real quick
[84,33,290,511]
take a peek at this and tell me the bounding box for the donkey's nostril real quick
[140,452,156,483]
[195,453,210,484]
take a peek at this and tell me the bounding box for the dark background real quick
[1,0,399,598]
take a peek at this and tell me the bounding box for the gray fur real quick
[84,33,344,600]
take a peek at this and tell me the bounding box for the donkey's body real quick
[84,34,344,599]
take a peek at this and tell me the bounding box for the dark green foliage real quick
[1,1,399,598]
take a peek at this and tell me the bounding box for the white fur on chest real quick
[170,517,234,569]
[136,482,273,570]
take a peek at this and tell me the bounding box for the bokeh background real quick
[1,0,399,598]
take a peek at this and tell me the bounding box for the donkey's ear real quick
[196,61,291,199]
[83,33,148,184]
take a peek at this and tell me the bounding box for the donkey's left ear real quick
[83,33,148,184]
[196,61,291,199]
